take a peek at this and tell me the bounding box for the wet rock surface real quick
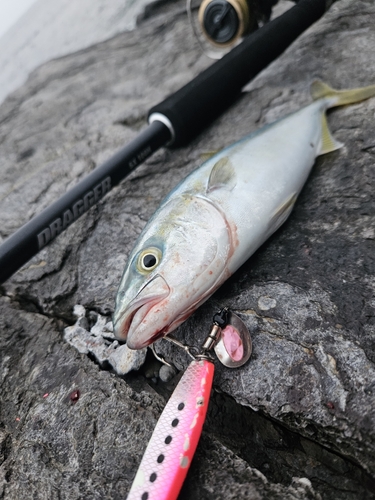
[1,0,375,498]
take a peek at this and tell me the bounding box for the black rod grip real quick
[0,121,170,284]
[149,0,327,147]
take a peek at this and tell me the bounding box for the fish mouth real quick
[114,274,170,349]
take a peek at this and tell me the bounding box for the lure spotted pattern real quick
[127,359,214,500]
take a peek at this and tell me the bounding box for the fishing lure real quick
[126,308,251,500]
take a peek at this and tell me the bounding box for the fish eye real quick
[137,247,162,273]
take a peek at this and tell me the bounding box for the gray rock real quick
[0,0,155,104]
[90,312,115,339]
[64,309,147,374]
[1,0,375,498]
[143,357,163,380]
[108,343,147,375]
[159,363,178,382]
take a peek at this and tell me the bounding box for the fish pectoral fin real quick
[269,193,298,233]
[318,113,343,156]
[207,156,236,193]
[311,79,375,107]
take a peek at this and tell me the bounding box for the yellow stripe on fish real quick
[114,80,375,349]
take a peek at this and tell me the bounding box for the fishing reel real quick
[187,0,294,58]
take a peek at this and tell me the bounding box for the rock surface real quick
[0,0,154,104]
[64,308,148,376]
[1,0,375,498]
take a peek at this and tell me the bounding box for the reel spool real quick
[187,0,258,59]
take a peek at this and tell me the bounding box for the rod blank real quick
[0,122,170,284]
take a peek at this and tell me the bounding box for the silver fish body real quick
[114,81,375,349]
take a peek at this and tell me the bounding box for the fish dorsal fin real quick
[311,79,375,107]
[269,192,298,233]
[319,113,343,156]
[207,156,236,193]
[200,150,220,162]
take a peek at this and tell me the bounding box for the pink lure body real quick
[127,359,214,500]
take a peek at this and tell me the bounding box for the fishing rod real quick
[0,0,332,285]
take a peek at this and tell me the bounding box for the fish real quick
[114,80,375,349]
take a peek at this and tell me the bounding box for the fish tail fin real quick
[311,79,375,107]
[311,79,375,156]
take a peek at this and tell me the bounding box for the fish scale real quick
[127,359,214,500]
